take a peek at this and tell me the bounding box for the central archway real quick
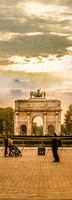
[32,116,43,136]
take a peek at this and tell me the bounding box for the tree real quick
[0,108,6,134]
[63,104,72,135]
[48,124,55,135]
[0,107,14,135]
[33,122,43,136]
[61,124,66,135]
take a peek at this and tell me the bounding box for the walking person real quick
[51,133,60,162]
[4,135,9,157]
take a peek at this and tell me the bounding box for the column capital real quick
[44,112,46,115]
[16,112,18,115]
[27,112,30,115]
[56,112,58,116]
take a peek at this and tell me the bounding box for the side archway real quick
[48,124,55,135]
[20,125,27,135]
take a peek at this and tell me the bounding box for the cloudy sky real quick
[0,0,72,123]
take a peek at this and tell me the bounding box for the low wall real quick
[0,136,72,147]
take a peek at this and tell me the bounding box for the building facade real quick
[14,91,62,135]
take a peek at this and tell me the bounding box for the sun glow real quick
[26,32,43,36]
[23,3,70,16]
[1,54,71,72]
[18,2,71,23]
[50,32,71,37]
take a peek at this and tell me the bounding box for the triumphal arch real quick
[14,89,61,135]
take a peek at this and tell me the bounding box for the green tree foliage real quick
[63,104,72,135]
[0,107,14,135]
[61,124,66,135]
[33,122,43,136]
[48,124,55,135]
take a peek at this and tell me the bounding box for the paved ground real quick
[0,147,72,200]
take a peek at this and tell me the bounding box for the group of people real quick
[4,135,22,157]
[4,132,61,161]
[4,135,13,157]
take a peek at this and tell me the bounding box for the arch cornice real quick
[15,108,62,112]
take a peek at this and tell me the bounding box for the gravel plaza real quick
[0,147,72,200]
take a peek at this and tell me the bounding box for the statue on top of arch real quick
[30,89,46,99]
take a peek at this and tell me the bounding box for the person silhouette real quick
[51,133,60,162]
[4,135,9,157]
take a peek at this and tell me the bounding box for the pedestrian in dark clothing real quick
[8,135,13,156]
[51,133,60,162]
[4,135,9,157]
